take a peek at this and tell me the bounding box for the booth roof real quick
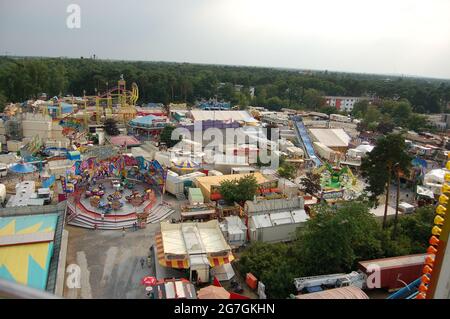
[110,135,141,146]
[195,172,268,191]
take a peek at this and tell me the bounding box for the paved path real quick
[63,223,160,299]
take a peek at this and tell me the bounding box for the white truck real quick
[294,271,366,293]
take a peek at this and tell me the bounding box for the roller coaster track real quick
[97,82,139,105]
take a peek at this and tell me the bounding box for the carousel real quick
[65,152,166,230]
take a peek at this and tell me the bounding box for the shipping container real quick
[358,254,426,290]
[165,175,184,195]
[188,188,205,205]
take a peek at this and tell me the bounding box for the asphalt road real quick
[63,224,160,299]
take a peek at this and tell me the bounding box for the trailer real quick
[0,183,6,205]
[330,114,352,123]
[358,254,426,291]
[0,163,7,177]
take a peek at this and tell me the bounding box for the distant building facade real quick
[324,96,371,112]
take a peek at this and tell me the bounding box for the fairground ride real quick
[413,155,450,299]
[43,77,139,127]
[314,162,356,190]
[82,77,139,125]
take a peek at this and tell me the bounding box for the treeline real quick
[353,99,431,133]
[0,56,449,114]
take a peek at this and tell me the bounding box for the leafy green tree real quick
[302,88,324,110]
[351,100,369,118]
[236,92,250,108]
[266,96,284,111]
[277,162,296,180]
[361,134,411,228]
[376,116,395,134]
[159,125,180,148]
[255,87,267,106]
[391,100,413,127]
[318,106,337,115]
[0,92,7,113]
[218,83,236,101]
[238,242,299,298]
[296,201,384,275]
[384,205,434,254]
[408,113,428,132]
[219,174,258,205]
[362,105,382,126]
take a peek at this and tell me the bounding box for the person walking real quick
[140,258,145,269]
[122,226,125,237]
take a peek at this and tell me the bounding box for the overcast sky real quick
[1,0,450,78]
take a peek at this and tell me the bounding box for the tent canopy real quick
[416,185,435,199]
[355,144,374,154]
[211,263,235,281]
[171,158,200,170]
[424,169,445,184]
[197,285,230,299]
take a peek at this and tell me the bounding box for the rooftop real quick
[129,115,167,127]
[195,172,268,191]
[359,254,426,271]
[190,110,256,122]
[109,135,141,147]
[160,220,231,256]
[0,213,59,291]
[251,209,309,228]
[296,285,369,299]
[309,128,351,148]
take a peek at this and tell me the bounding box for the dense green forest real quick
[0,56,449,114]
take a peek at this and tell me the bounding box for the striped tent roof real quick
[155,233,189,269]
[171,159,200,170]
[155,233,234,270]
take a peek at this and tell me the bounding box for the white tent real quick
[416,185,435,199]
[355,144,375,154]
[424,169,445,185]
[211,263,235,281]
[347,148,364,158]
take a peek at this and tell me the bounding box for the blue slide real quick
[386,277,422,299]
[293,116,322,167]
